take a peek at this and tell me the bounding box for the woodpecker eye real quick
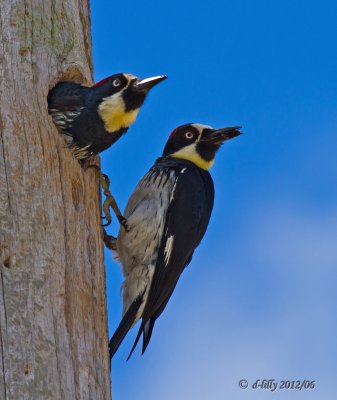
[112,79,121,87]
[185,131,194,140]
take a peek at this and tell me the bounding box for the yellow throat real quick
[98,94,139,133]
[172,143,214,170]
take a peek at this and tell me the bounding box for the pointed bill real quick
[133,75,168,91]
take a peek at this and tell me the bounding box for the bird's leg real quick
[100,173,129,230]
[87,165,129,230]
[103,229,117,251]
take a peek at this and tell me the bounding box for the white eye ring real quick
[185,131,194,139]
[113,79,121,87]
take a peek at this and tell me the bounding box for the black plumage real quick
[48,80,124,156]
[109,158,214,359]
[108,123,241,360]
[128,158,214,358]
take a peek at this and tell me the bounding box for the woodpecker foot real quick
[103,229,117,251]
[88,165,128,230]
[117,215,129,232]
[79,158,91,169]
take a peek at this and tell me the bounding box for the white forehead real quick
[191,123,213,134]
[123,73,137,81]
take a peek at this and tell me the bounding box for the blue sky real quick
[92,1,337,398]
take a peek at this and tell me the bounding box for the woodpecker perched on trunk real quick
[48,73,167,160]
[108,123,242,360]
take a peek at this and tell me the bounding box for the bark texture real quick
[0,1,111,399]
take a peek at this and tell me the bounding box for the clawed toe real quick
[101,219,112,228]
[117,215,129,232]
[88,165,124,229]
[103,229,117,250]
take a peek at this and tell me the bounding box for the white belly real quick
[116,169,177,316]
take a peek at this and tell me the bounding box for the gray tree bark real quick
[0,1,111,399]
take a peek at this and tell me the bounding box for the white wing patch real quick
[164,234,174,267]
[170,174,179,201]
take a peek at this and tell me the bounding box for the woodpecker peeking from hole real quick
[48,73,167,159]
[48,73,167,226]
[107,123,242,361]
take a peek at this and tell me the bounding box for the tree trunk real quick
[0,1,111,399]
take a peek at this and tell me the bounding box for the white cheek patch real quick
[172,143,214,170]
[102,92,123,108]
[98,92,139,132]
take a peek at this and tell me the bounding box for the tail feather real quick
[139,287,176,356]
[126,322,144,361]
[126,317,156,360]
[109,295,143,362]
[142,319,156,355]
[126,286,176,360]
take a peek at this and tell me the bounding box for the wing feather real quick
[48,82,89,112]
[143,167,214,318]
[125,165,214,358]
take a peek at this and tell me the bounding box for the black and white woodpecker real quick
[48,73,167,225]
[48,73,167,160]
[108,123,242,360]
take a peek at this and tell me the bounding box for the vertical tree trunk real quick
[0,1,111,399]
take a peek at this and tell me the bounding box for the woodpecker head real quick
[94,73,167,133]
[163,123,242,170]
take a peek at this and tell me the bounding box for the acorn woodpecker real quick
[48,73,167,227]
[108,123,242,360]
[48,73,167,160]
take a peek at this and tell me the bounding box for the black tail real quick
[109,295,143,362]
[126,317,156,361]
[126,286,176,360]
[142,319,156,354]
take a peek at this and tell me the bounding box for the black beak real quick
[201,126,242,144]
[133,75,168,92]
